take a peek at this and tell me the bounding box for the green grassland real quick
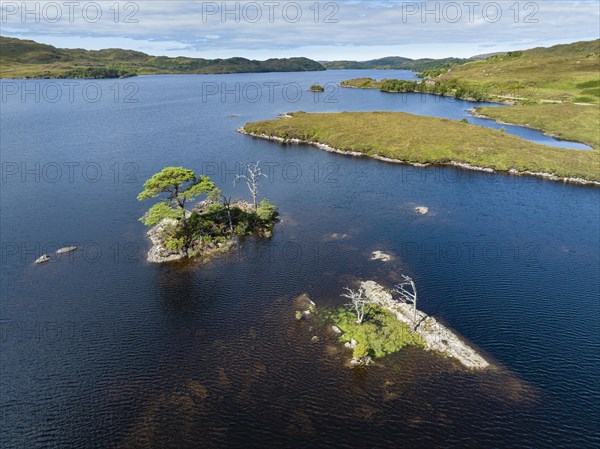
[475,103,600,149]
[0,36,325,78]
[339,40,600,153]
[243,112,600,182]
[340,40,600,104]
[435,40,600,104]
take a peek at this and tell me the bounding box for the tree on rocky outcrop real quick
[235,162,267,211]
[342,287,372,324]
[209,187,234,235]
[138,167,216,251]
[393,275,418,322]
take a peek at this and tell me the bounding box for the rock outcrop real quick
[35,254,51,264]
[57,246,77,254]
[361,281,489,369]
[295,293,316,320]
[147,219,186,263]
[371,251,392,262]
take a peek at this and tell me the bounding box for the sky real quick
[1,1,599,60]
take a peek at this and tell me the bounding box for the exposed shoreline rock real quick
[57,246,77,254]
[239,128,600,187]
[350,355,374,366]
[296,288,486,369]
[145,200,270,264]
[361,281,489,369]
[35,254,51,264]
[371,251,392,262]
[147,218,187,263]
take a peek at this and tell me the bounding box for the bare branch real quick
[341,286,371,324]
[234,161,267,210]
[393,274,418,322]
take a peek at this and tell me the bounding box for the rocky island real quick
[138,166,278,263]
[360,281,489,369]
[303,280,489,369]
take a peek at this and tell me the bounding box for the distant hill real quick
[0,36,326,78]
[321,56,469,74]
[435,39,600,103]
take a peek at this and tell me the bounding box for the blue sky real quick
[1,1,599,60]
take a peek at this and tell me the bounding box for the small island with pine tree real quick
[138,164,278,263]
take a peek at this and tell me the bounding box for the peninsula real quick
[339,40,600,150]
[241,111,600,184]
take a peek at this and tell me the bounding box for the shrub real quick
[353,343,369,360]
[327,305,425,359]
[164,236,185,251]
[256,199,278,222]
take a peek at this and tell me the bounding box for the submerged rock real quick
[295,298,316,321]
[35,254,51,264]
[186,380,208,401]
[329,233,349,240]
[310,336,320,343]
[295,293,316,316]
[415,206,429,215]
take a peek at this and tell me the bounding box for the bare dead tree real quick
[221,195,234,234]
[393,275,418,322]
[235,161,267,211]
[341,287,371,324]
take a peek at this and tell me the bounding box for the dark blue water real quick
[1,70,599,448]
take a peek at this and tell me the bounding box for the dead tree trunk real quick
[221,195,234,235]
[235,162,266,211]
[393,275,418,323]
[341,287,371,324]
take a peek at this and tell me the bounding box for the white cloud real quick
[2,1,599,59]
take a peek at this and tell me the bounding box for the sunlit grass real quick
[475,103,600,149]
[244,111,600,182]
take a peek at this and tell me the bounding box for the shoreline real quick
[145,217,235,264]
[238,127,600,187]
[468,108,595,150]
[339,82,511,105]
[362,281,489,369]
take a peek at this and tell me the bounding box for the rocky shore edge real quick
[238,127,600,187]
[146,218,235,263]
[361,281,489,369]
